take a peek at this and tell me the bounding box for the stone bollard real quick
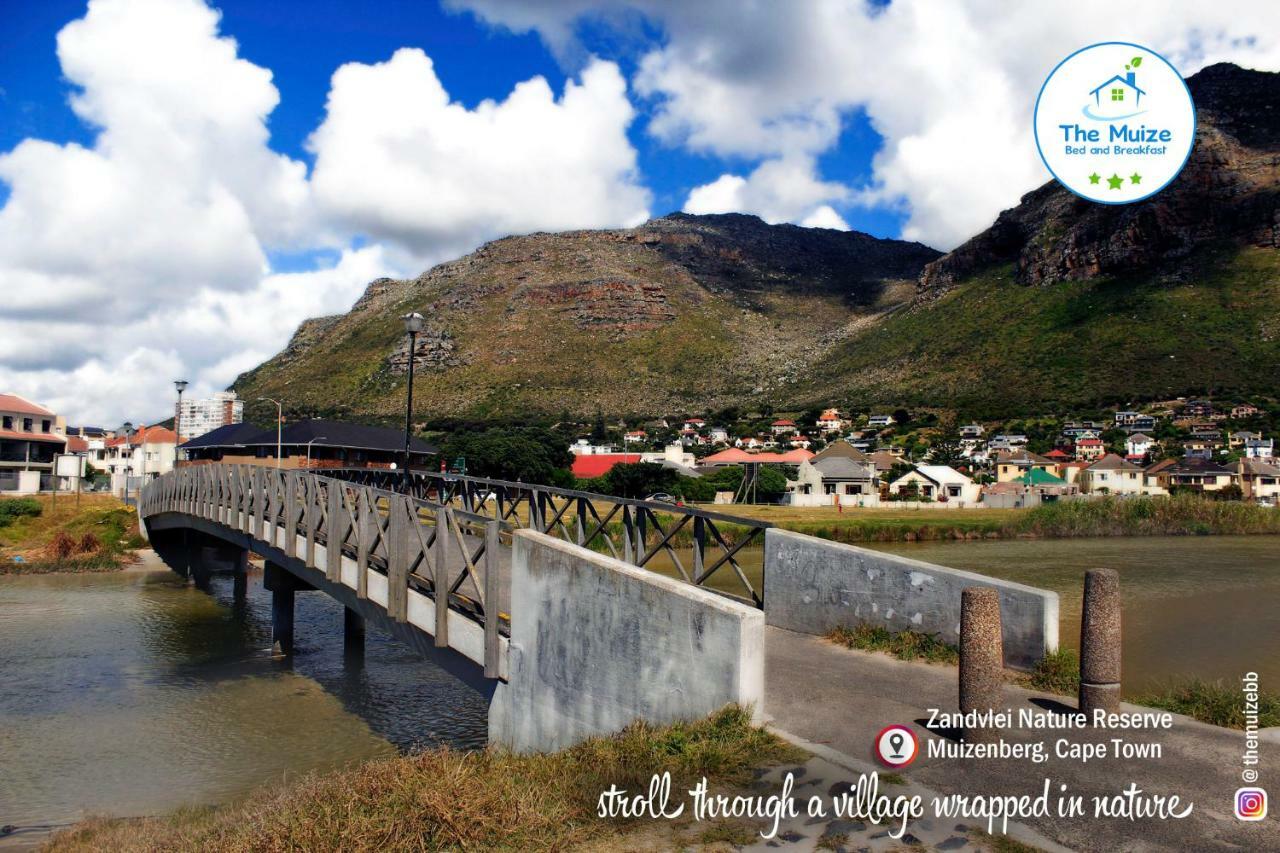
[959,586,1004,742]
[1079,568,1121,716]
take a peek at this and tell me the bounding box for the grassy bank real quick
[49,706,800,852]
[709,494,1280,544]
[0,494,145,574]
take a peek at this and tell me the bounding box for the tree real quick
[601,463,680,499]
[928,435,965,467]
[591,407,607,442]
[892,408,912,427]
[437,427,572,484]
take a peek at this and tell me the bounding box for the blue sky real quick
[0,0,903,239]
[1,0,1276,425]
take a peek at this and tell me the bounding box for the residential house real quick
[959,423,985,439]
[0,392,67,492]
[1058,460,1089,487]
[1062,421,1105,438]
[570,439,618,455]
[1229,430,1261,449]
[1238,458,1280,503]
[180,419,435,472]
[105,424,178,497]
[1114,411,1143,427]
[1245,438,1274,459]
[866,414,895,429]
[1121,414,1157,434]
[703,447,813,469]
[982,467,1075,508]
[889,465,980,503]
[622,430,647,445]
[788,455,878,506]
[1181,437,1218,460]
[995,450,1058,483]
[817,409,848,433]
[1180,399,1216,419]
[1080,454,1145,495]
[1231,404,1260,419]
[1152,457,1236,492]
[866,449,899,473]
[988,434,1028,453]
[1073,436,1105,462]
[708,427,729,444]
[1043,448,1071,464]
[1125,433,1156,459]
[733,436,765,450]
[788,435,813,449]
[770,419,797,436]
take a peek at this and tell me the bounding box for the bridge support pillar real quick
[344,607,366,658]
[233,570,247,605]
[264,562,313,657]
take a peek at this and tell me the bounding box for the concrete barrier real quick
[762,529,1058,669]
[489,531,765,753]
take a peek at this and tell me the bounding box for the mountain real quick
[797,63,1280,416]
[233,213,940,421]
[235,64,1280,423]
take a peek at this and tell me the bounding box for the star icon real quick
[1107,174,1124,190]
[1088,172,1101,185]
[1130,172,1142,185]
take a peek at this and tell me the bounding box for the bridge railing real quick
[141,465,508,677]
[325,468,771,607]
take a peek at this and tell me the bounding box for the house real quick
[570,453,643,479]
[1073,436,1105,462]
[866,449,900,474]
[1238,458,1280,503]
[788,435,812,449]
[988,434,1028,451]
[770,419,797,436]
[1229,430,1260,449]
[1121,414,1157,433]
[180,419,436,472]
[1125,433,1156,459]
[1043,448,1071,463]
[995,450,1058,483]
[788,455,878,506]
[708,427,729,444]
[570,439,617,455]
[1058,460,1089,486]
[1180,399,1216,419]
[817,409,848,433]
[866,414,895,429]
[1114,411,1143,427]
[701,447,813,468]
[733,436,765,450]
[1245,438,1274,459]
[983,467,1075,508]
[1089,70,1145,109]
[622,430,647,445]
[1152,457,1237,492]
[959,423,985,439]
[0,393,68,493]
[1181,437,1218,460]
[889,465,980,504]
[1080,454,1145,495]
[1061,421,1104,438]
[1231,404,1260,419]
[681,417,706,432]
[105,424,178,497]
[637,444,701,477]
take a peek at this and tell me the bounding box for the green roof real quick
[1014,468,1067,486]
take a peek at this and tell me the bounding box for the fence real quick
[326,468,772,607]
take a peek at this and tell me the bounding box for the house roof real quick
[1043,449,1070,459]
[1087,453,1144,472]
[1089,74,1147,96]
[702,448,813,465]
[1013,468,1067,486]
[1075,437,1104,446]
[182,419,436,455]
[1241,457,1280,476]
[0,429,66,444]
[131,425,177,445]
[1127,433,1154,442]
[771,419,796,426]
[1165,457,1234,476]
[0,392,55,417]
[915,465,971,484]
[66,435,89,452]
[180,421,269,449]
[996,449,1052,465]
[570,453,643,478]
[867,450,899,470]
[812,439,868,464]
[812,456,874,480]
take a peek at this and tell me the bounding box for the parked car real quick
[645,493,676,504]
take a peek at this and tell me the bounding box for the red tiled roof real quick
[1044,449,1070,458]
[571,453,642,478]
[702,448,814,464]
[0,429,66,444]
[0,392,55,417]
[130,425,177,445]
[66,435,89,452]
[771,419,796,426]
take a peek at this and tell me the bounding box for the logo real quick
[874,725,919,768]
[1034,42,1195,204]
[1235,787,1267,821]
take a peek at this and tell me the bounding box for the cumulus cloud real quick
[308,48,649,264]
[684,155,848,229]
[1,0,649,425]
[456,0,1280,247]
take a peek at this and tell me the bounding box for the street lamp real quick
[305,436,327,468]
[401,312,425,478]
[258,397,283,469]
[174,380,188,466]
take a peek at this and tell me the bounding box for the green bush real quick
[0,497,42,526]
[1028,648,1080,694]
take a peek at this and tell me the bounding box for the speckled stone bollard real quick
[959,587,1004,742]
[1079,568,1121,716]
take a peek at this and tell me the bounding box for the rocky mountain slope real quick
[236,64,1280,422]
[233,213,939,421]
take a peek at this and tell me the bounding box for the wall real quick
[489,531,764,753]
[763,529,1058,669]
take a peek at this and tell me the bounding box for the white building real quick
[177,391,243,442]
[889,465,981,504]
[1080,454,1146,495]
[104,425,178,497]
[1125,433,1156,458]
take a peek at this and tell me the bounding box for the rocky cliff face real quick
[919,63,1280,292]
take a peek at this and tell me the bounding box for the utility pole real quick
[258,397,283,469]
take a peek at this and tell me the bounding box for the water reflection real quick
[0,564,487,829]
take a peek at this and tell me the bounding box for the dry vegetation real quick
[0,494,144,573]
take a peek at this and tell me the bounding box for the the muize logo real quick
[1034,42,1195,204]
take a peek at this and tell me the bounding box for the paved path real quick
[764,627,1280,853]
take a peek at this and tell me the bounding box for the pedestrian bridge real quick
[140,465,1057,752]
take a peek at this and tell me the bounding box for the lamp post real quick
[401,312,424,479]
[258,397,283,469]
[305,436,327,469]
[174,379,188,467]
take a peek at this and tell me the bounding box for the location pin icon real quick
[889,732,904,757]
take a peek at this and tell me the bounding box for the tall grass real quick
[1011,494,1280,538]
[0,495,144,574]
[49,706,800,852]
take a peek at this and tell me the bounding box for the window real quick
[1111,87,1124,101]
[41,419,51,433]
[22,418,33,431]
[2,416,10,430]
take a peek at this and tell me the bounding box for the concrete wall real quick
[763,529,1057,669]
[489,531,764,753]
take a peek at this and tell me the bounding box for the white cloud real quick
[456,0,1280,247]
[308,48,649,265]
[684,155,848,228]
[1,0,650,425]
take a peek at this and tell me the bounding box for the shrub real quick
[0,497,42,526]
[1028,648,1080,694]
[77,532,102,554]
[45,531,78,561]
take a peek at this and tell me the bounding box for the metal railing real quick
[326,468,771,606]
[141,464,506,677]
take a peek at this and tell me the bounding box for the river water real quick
[0,560,487,834]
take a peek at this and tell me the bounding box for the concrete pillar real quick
[959,586,1004,742]
[232,570,247,604]
[264,562,297,657]
[344,607,366,658]
[1079,568,1121,715]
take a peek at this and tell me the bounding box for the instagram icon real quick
[1235,788,1268,821]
